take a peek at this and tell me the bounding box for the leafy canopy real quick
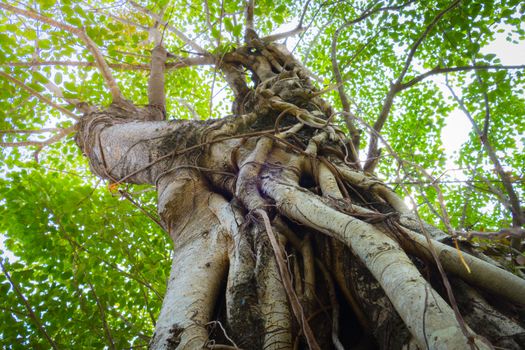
[1,0,524,347]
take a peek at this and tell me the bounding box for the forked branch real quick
[0,3,125,104]
[365,0,461,172]
[445,76,523,229]
[127,0,206,54]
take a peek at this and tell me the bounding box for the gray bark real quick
[74,40,525,350]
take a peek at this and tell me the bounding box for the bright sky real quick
[440,30,525,176]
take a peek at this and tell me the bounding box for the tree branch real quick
[329,1,416,167]
[0,125,77,148]
[399,64,525,91]
[445,76,523,228]
[127,0,206,54]
[244,0,255,42]
[0,71,79,120]
[148,45,168,118]
[0,260,59,349]
[0,128,60,134]
[2,60,149,70]
[2,57,214,70]
[203,0,214,36]
[456,227,525,240]
[0,3,125,103]
[258,0,310,43]
[364,0,461,172]
[87,282,116,350]
[262,26,305,43]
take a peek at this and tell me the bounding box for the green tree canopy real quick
[1,0,524,348]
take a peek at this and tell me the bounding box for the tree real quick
[1,0,524,348]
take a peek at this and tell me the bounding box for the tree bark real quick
[75,41,525,350]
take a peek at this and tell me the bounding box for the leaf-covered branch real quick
[0,260,59,349]
[365,0,461,172]
[0,124,77,149]
[0,3,125,103]
[0,71,79,120]
[127,0,206,54]
[399,64,525,90]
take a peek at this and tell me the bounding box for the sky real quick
[440,29,525,175]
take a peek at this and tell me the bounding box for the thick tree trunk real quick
[75,42,525,349]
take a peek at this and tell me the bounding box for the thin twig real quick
[0,260,59,349]
[127,0,206,54]
[118,189,166,231]
[0,3,125,103]
[365,0,461,172]
[0,71,78,120]
[255,209,321,350]
[87,282,116,350]
[206,321,240,349]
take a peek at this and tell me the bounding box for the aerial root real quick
[273,217,316,312]
[275,214,370,347]
[206,193,297,349]
[213,199,261,348]
[235,136,274,210]
[318,160,345,199]
[256,209,321,350]
[253,218,293,349]
[399,226,525,306]
[330,241,371,334]
[316,258,345,350]
[335,164,410,213]
[261,173,493,349]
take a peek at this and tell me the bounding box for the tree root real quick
[261,169,492,349]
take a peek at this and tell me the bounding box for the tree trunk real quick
[75,42,525,349]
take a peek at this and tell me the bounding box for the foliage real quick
[0,0,524,347]
[0,165,170,348]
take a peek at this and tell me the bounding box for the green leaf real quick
[54,72,63,85]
